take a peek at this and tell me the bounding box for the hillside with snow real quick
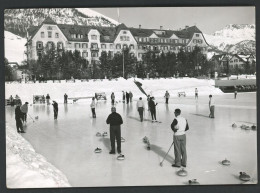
[4,8,118,38]
[204,24,255,55]
[4,31,27,64]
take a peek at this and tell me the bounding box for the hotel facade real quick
[26,17,209,65]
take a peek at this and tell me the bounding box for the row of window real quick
[137,37,189,44]
[193,39,203,44]
[36,41,64,50]
[230,59,240,63]
[41,31,59,38]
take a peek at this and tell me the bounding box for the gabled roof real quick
[129,28,154,37]
[42,17,57,25]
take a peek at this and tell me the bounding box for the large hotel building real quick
[26,17,209,64]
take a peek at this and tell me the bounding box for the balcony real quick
[90,47,99,51]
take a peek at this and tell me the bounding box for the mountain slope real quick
[204,24,255,55]
[4,8,118,38]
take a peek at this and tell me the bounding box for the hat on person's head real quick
[111,107,116,112]
[209,95,212,97]
[174,108,181,114]
[25,102,29,104]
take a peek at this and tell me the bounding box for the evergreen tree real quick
[5,58,13,81]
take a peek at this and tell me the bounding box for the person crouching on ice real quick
[106,107,123,154]
[52,101,58,119]
[90,97,96,118]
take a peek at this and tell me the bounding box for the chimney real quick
[139,25,141,29]
[160,26,163,30]
[185,25,189,29]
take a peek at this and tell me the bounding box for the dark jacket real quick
[46,95,50,99]
[126,92,129,98]
[52,102,58,111]
[15,106,23,120]
[106,112,123,126]
[148,100,157,111]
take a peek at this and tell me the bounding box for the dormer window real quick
[47,26,52,30]
[48,31,52,38]
[91,35,97,40]
[123,31,127,34]
[195,34,200,37]
[55,33,59,38]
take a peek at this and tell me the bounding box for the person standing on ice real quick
[137,97,145,122]
[122,91,125,103]
[164,91,170,104]
[20,102,29,123]
[15,103,25,133]
[147,95,151,111]
[52,101,58,119]
[90,97,96,118]
[209,95,215,118]
[129,91,133,102]
[195,88,198,100]
[126,91,130,104]
[111,92,115,105]
[106,107,123,154]
[234,89,237,99]
[64,93,68,104]
[171,108,189,168]
[149,97,158,122]
[46,94,51,105]
[9,95,14,106]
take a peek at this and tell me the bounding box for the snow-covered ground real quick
[6,125,71,188]
[5,78,223,104]
[4,31,26,65]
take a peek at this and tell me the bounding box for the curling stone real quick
[177,168,188,177]
[35,116,39,119]
[143,136,148,143]
[251,125,257,130]
[232,123,237,128]
[147,140,151,150]
[102,132,108,137]
[188,179,200,185]
[117,154,125,160]
[121,137,125,142]
[241,124,250,130]
[239,172,251,181]
[96,132,101,137]
[94,147,102,153]
[221,158,231,166]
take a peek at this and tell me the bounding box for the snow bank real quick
[131,78,223,97]
[6,125,71,188]
[5,78,223,104]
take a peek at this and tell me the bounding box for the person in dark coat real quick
[126,92,130,104]
[20,102,29,123]
[111,92,115,105]
[15,103,25,133]
[129,91,133,102]
[46,94,51,105]
[106,107,123,154]
[52,101,58,119]
[122,91,125,103]
[148,97,158,122]
[9,95,14,106]
[64,93,68,104]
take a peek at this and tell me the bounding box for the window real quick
[41,32,44,38]
[57,42,63,50]
[110,44,114,49]
[47,42,53,49]
[82,51,88,58]
[116,44,121,49]
[138,53,142,58]
[47,26,52,30]
[75,43,80,49]
[101,44,106,49]
[139,37,142,42]
[129,45,134,49]
[196,34,200,37]
[55,33,59,38]
[143,46,146,50]
[37,51,43,58]
[138,45,142,49]
[82,43,88,49]
[91,52,98,57]
[91,35,97,40]
[120,36,130,41]
[123,44,128,49]
[91,43,98,49]
[48,31,52,38]
[36,41,43,49]
[193,39,197,43]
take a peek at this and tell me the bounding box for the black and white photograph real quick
[4,6,257,188]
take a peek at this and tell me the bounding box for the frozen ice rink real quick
[5,92,257,187]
